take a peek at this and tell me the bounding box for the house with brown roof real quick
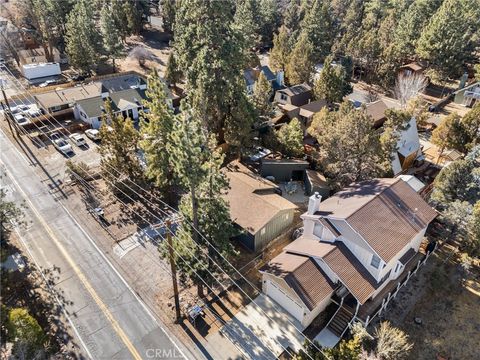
[224,162,298,252]
[260,178,437,334]
[274,84,313,107]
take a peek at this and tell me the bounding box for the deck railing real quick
[363,249,434,327]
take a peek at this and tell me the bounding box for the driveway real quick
[207,294,306,359]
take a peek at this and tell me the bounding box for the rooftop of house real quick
[400,62,424,72]
[34,83,103,109]
[244,66,276,86]
[312,178,438,262]
[263,237,381,305]
[223,162,297,235]
[18,47,61,63]
[34,74,147,110]
[260,251,336,310]
[76,88,147,118]
[298,99,328,118]
[305,169,329,189]
[279,83,312,97]
[364,99,389,125]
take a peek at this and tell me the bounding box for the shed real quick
[304,169,330,198]
[260,159,310,182]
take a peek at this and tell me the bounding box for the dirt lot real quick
[380,243,480,360]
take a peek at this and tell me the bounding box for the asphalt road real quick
[0,128,193,360]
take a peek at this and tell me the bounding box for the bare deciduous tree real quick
[394,73,428,107]
[374,321,413,359]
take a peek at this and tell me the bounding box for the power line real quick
[2,65,328,359]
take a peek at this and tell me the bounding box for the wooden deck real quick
[357,249,427,321]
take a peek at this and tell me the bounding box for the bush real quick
[7,308,45,358]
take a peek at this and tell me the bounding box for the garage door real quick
[266,280,305,322]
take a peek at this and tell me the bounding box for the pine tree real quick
[234,0,262,50]
[300,0,334,60]
[98,100,144,196]
[431,113,469,157]
[258,0,280,47]
[140,70,175,194]
[461,103,480,152]
[286,33,314,85]
[276,118,304,157]
[164,51,182,88]
[65,0,99,74]
[166,106,235,295]
[283,0,303,36]
[174,0,255,149]
[310,102,392,187]
[111,0,130,41]
[253,72,274,121]
[100,3,123,72]
[393,0,443,61]
[161,0,176,33]
[269,25,291,72]
[416,0,480,79]
[313,55,347,104]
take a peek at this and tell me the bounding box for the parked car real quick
[13,113,30,126]
[50,132,73,155]
[85,129,100,141]
[69,133,87,147]
[26,107,42,117]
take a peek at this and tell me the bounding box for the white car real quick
[13,113,30,126]
[85,129,100,141]
[50,133,73,155]
[69,133,87,147]
[27,107,42,118]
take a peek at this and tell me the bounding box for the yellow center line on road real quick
[7,171,143,360]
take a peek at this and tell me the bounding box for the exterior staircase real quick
[327,306,354,337]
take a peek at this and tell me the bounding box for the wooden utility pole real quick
[1,83,15,135]
[166,219,181,322]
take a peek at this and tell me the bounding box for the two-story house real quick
[244,66,284,96]
[260,178,437,335]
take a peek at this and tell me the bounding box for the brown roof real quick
[365,100,388,126]
[305,169,329,189]
[315,178,437,262]
[299,99,327,118]
[400,62,423,72]
[322,242,379,304]
[261,252,335,310]
[34,83,102,109]
[223,165,297,235]
[284,236,335,258]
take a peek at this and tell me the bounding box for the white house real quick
[74,88,147,129]
[260,178,437,331]
[22,62,61,80]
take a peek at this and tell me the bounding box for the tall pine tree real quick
[286,33,314,85]
[100,3,123,72]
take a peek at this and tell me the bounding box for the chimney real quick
[308,192,322,215]
[276,70,284,87]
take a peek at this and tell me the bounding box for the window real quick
[370,254,381,269]
[261,228,266,235]
[284,213,290,220]
[280,93,287,101]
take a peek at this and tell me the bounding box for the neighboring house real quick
[364,99,422,175]
[261,178,437,330]
[244,65,284,95]
[18,47,65,64]
[398,62,425,77]
[34,83,103,113]
[453,81,480,107]
[280,99,328,132]
[22,62,61,80]
[73,88,147,129]
[365,100,389,128]
[274,84,312,107]
[224,162,298,252]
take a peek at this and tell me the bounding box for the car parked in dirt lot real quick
[69,133,87,147]
[85,129,100,141]
[50,132,73,155]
